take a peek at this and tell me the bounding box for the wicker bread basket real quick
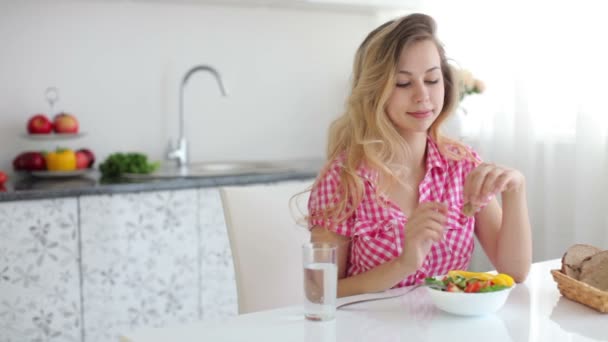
[551,269,608,313]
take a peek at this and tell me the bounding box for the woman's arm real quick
[310,227,417,297]
[466,164,532,282]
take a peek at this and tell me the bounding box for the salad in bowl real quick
[424,270,515,316]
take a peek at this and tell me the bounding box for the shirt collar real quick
[351,136,447,183]
[425,136,447,172]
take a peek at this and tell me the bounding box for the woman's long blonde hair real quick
[311,13,476,228]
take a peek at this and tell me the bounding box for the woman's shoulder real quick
[436,139,483,171]
[313,152,378,190]
[452,143,481,161]
[320,152,372,176]
[324,153,347,175]
[312,154,345,188]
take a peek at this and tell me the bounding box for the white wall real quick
[0,1,377,172]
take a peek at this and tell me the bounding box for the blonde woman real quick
[308,13,532,298]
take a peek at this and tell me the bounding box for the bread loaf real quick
[554,243,608,313]
[561,244,602,279]
[579,250,608,291]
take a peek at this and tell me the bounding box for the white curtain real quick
[378,1,608,269]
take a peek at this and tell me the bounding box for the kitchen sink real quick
[186,161,295,176]
[123,160,296,179]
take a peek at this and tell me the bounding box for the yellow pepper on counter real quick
[45,148,77,171]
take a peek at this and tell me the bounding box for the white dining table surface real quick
[120,259,607,342]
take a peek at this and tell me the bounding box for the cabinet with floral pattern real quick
[79,188,237,342]
[0,187,239,342]
[0,198,82,342]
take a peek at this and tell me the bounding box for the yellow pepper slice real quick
[447,270,494,281]
[491,273,515,287]
[45,149,77,171]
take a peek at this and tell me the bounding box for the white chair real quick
[219,180,312,314]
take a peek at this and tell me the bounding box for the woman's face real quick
[385,39,445,137]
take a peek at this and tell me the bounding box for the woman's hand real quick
[464,163,525,209]
[399,202,447,270]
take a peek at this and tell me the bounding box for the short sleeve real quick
[307,159,353,237]
[461,147,483,176]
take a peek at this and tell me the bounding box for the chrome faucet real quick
[167,65,228,168]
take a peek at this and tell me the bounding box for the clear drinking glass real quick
[302,242,337,321]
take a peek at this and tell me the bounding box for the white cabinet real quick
[79,188,237,342]
[80,190,201,342]
[0,198,81,342]
[199,189,238,320]
[0,186,247,342]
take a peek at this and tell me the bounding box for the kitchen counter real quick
[1,159,322,341]
[0,159,324,202]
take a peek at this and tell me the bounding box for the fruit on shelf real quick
[13,151,47,171]
[27,114,53,134]
[75,151,89,169]
[76,148,95,168]
[53,113,79,134]
[45,148,77,171]
[0,171,7,185]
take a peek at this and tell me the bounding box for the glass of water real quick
[302,242,337,321]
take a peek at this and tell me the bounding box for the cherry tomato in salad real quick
[446,283,462,292]
[464,281,482,293]
[0,171,7,185]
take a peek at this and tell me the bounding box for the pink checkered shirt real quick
[308,137,484,287]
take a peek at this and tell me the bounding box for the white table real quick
[121,259,607,342]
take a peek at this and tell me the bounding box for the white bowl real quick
[426,285,514,316]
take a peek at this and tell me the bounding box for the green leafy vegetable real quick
[424,277,447,290]
[99,152,159,179]
[477,285,509,293]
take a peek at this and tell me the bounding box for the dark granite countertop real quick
[0,159,324,202]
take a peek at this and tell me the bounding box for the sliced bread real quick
[579,250,608,291]
[561,244,603,279]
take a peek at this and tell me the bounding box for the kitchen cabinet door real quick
[79,190,199,342]
[0,198,81,342]
[198,188,238,319]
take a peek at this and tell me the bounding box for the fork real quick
[336,284,423,309]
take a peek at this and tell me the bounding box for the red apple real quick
[77,148,95,168]
[27,114,53,134]
[75,151,89,169]
[12,151,47,171]
[53,113,79,133]
[0,171,7,185]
